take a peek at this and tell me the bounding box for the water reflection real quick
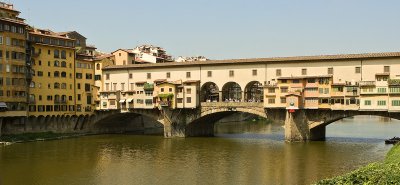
[0,116,399,185]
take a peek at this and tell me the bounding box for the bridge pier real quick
[284,109,326,142]
[0,117,3,137]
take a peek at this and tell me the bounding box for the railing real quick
[201,102,264,108]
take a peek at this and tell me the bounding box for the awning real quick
[0,102,7,108]
[119,99,126,103]
[127,99,133,103]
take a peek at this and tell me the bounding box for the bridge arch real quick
[186,107,267,137]
[244,81,263,102]
[92,112,164,134]
[222,82,242,102]
[200,82,220,102]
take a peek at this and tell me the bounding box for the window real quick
[54,71,59,77]
[268,88,275,93]
[377,100,386,106]
[328,67,333,75]
[85,73,92,79]
[113,83,117,91]
[161,88,164,92]
[169,88,172,92]
[229,70,234,77]
[105,83,109,91]
[37,71,43,76]
[166,72,170,78]
[187,88,192,94]
[96,64,100,70]
[61,50,66,59]
[76,73,82,79]
[186,97,192,103]
[302,68,307,75]
[384,66,390,73]
[292,79,300,83]
[307,79,316,83]
[0,36,2,44]
[207,71,212,77]
[6,37,10,45]
[147,73,151,79]
[276,69,281,76]
[281,87,288,93]
[355,67,361,74]
[95,75,101,81]
[268,98,275,104]
[252,69,257,76]
[78,94,81,101]
[392,100,400,106]
[106,74,110,80]
[186,72,191,78]
[54,49,59,58]
[77,83,81,89]
[85,83,91,92]
[280,98,286,104]
[377,88,387,93]
[129,73,133,79]
[390,87,400,93]
[61,61,66,67]
[364,100,372,106]
[121,83,125,91]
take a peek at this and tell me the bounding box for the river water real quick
[1,116,399,185]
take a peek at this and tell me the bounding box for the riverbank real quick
[316,144,400,184]
[0,132,88,145]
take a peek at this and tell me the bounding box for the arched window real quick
[54,71,60,77]
[30,81,35,88]
[96,63,100,70]
[55,95,60,102]
[54,60,60,67]
[61,50,66,59]
[61,95,67,103]
[61,72,66,78]
[54,83,60,89]
[61,83,67,89]
[54,49,60,58]
[61,61,66,67]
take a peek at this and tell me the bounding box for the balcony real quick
[331,91,345,97]
[359,81,376,87]
[159,101,171,107]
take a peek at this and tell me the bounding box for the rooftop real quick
[104,51,400,70]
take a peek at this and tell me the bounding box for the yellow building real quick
[0,2,28,117]
[28,28,76,116]
[94,54,114,110]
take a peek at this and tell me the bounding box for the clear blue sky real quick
[13,0,400,59]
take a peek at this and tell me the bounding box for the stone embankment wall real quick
[0,111,164,136]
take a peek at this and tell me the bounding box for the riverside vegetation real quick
[316,144,400,184]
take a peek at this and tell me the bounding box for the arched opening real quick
[186,110,271,137]
[61,61,66,67]
[244,81,263,102]
[54,71,60,77]
[222,82,242,102]
[93,113,164,135]
[200,82,219,102]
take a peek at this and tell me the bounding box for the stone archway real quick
[200,82,220,102]
[222,82,242,102]
[244,81,263,102]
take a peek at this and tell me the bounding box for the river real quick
[0,116,399,185]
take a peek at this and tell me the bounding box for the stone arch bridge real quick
[1,104,400,142]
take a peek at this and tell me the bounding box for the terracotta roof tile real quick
[103,51,400,71]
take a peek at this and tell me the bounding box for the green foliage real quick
[388,79,400,86]
[158,93,174,98]
[315,144,400,185]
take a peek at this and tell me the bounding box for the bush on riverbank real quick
[0,132,78,142]
[316,144,400,184]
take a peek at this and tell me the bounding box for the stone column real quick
[219,91,223,102]
[284,109,310,142]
